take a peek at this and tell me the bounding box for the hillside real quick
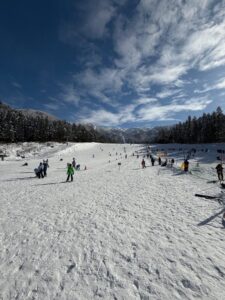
[0,142,225,299]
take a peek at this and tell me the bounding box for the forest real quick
[153,107,225,144]
[0,102,111,143]
[1,101,224,144]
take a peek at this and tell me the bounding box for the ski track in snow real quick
[0,143,225,300]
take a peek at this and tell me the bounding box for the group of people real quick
[34,160,49,178]
[141,155,176,169]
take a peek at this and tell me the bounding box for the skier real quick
[184,159,189,172]
[216,163,223,181]
[72,158,76,168]
[141,159,146,169]
[158,156,161,165]
[66,163,74,182]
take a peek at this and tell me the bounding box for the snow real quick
[0,142,225,299]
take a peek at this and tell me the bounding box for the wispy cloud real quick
[77,96,212,126]
[57,0,225,126]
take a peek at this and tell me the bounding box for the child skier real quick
[66,163,74,182]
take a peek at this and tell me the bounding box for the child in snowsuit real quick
[72,158,76,168]
[158,157,161,165]
[161,159,168,167]
[37,162,44,178]
[216,163,223,181]
[75,164,80,171]
[171,158,175,167]
[151,157,155,166]
[66,163,74,182]
[141,159,146,168]
[43,160,49,177]
[184,159,189,172]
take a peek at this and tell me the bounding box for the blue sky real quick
[1,0,225,128]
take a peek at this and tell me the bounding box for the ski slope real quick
[0,142,225,300]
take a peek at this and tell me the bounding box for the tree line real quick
[0,102,113,143]
[153,107,225,144]
[1,101,224,144]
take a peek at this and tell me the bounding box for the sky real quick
[1,0,225,128]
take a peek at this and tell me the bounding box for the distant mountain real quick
[94,126,164,144]
[18,109,58,121]
[0,101,58,121]
[0,101,163,144]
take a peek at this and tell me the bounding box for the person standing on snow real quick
[72,158,76,168]
[150,156,155,166]
[37,162,44,178]
[184,159,189,172]
[66,163,74,182]
[158,156,161,165]
[43,160,49,177]
[141,159,146,169]
[216,163,223,181]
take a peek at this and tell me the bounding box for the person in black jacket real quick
[216,163,223,181]
[158,156,161,165]
[43,160,49,177]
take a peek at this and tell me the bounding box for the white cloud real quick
[81,0,116,39]
[137,97,212,122]
[77,96,212,126]
[156,89,181,99]
[195,77,225,93]
[58,0,225,126]
[59,83,80,105]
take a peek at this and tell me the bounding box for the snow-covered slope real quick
[0,143,225,299]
